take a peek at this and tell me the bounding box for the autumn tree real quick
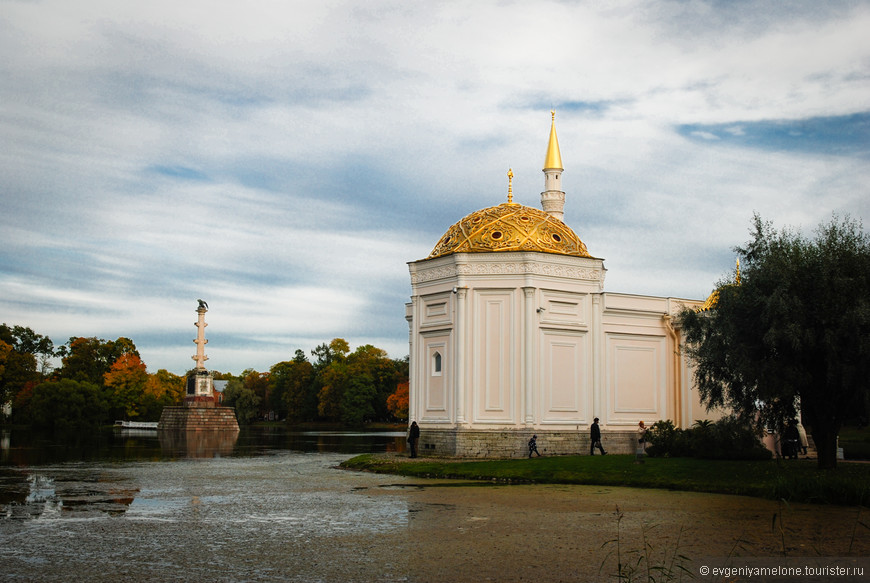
[145,368,185,408]
[387,381,409,421]
[0,324,50,408]
[58,336,139,385]
[103,353,149,420]
[677,214,870,469]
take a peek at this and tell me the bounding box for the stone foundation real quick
[417,427,641,458]
[158,406,240,432]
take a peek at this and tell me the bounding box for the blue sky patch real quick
[677,112,870,157]
[147,165,210,181]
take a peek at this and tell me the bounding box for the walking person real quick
[408,421,420,458]
[796,421,809,456]
[590,417,606,455]
[528,434,542,457]
[635,420,647,463]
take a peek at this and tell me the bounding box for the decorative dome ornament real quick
[697,259,741,312]
[427,169,591,259]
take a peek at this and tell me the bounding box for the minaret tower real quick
[541,110,565,221]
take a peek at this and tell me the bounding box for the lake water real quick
[4,428,868,582]
[0,427,421,582]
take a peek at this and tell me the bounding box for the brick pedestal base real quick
[158,406,240,431]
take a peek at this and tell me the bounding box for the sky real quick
[2,0,868,376]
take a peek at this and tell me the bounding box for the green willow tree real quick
[677,214,870,469]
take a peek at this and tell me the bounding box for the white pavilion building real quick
[406,113,721,457]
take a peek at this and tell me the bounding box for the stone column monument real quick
[158,300,240,435]
[187,299,215,406]
[193,299,209,370]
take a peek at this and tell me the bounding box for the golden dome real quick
[697,290,719,312]
[428,202,591,259]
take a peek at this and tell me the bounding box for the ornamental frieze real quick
[410,260,603,284]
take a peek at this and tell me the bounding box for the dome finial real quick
[507,168,514,204]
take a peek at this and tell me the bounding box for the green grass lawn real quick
[340,453,870,506]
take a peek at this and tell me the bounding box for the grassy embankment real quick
[340,453,870,506]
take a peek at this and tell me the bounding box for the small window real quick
[432,351,442,375]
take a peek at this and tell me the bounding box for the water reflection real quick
[0,427,408,523]
[158,430,239,459]
[2,467,141,520]
[0,426,407,466]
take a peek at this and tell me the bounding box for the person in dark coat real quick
[590,417,606,455]
[408,421,420,458]
[782,421,800,460]
[528,434,541,457]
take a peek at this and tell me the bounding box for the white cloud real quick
[1,0,868,373]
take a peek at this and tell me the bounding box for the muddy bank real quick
[365,481,869,582]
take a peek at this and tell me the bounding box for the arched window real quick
[432,351,442,376]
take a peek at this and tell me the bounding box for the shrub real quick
[646,416,771,460]
[646,420,690,458]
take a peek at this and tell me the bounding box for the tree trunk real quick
[812,427,838,470]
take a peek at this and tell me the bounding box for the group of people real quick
[781,419,809,459]
[531,418,648,458]
[409,418,650,459]
[527,420,609,458]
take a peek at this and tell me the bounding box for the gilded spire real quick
[543,110,563,170]
[507,168,514,204]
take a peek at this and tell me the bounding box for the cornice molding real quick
[410,253,605,285]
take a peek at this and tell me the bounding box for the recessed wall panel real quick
[421,334,450,422]
[606,334,666,422]
[541,330,589,423]
[473,291,514,422]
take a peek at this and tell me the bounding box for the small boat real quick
[114,420,159,430]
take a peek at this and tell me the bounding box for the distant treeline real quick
[0,324,409,431]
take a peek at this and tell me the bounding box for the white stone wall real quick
[408,251,711,457]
